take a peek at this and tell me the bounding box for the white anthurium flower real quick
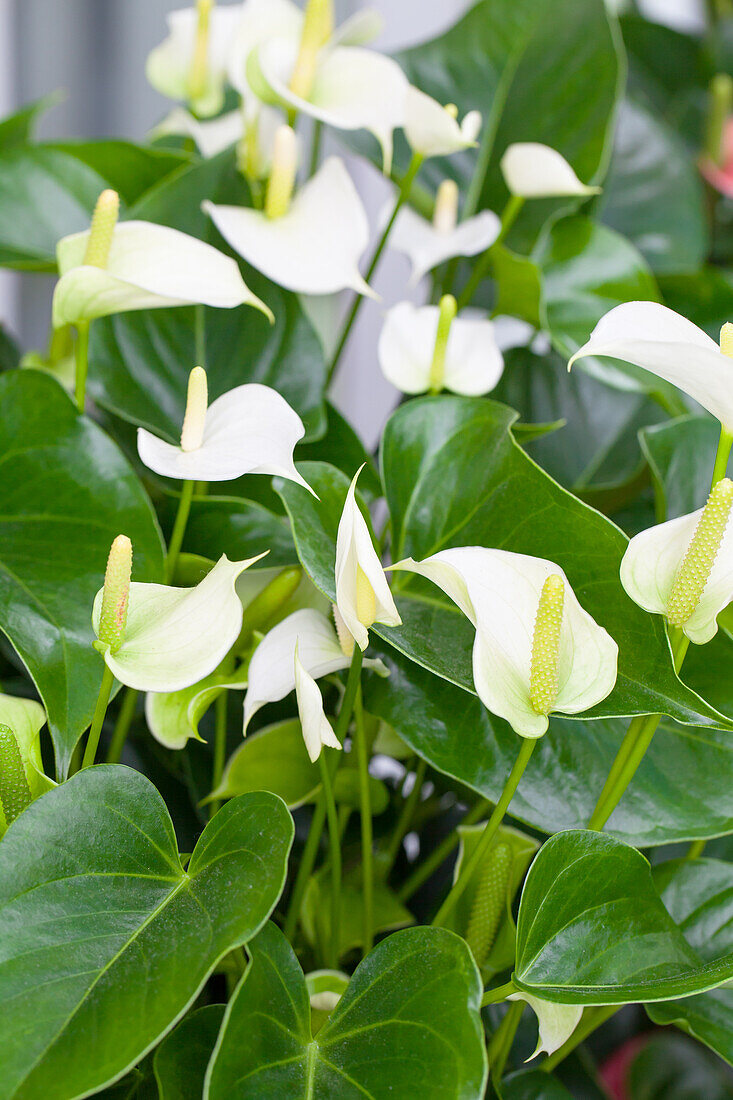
[93,551,267,693]
[620,478,733,645]
[151,106,244,158]
[500,143,601,199]
[145,663,248,751]
[243,607,387,734]
[390,547,618,738]
[507,993,583,1060]
[388,183,501,288]
[335,467,402,652]
[53,189,270,328]
[204,152,374,297]
[0,693,55,836]
[378,299,503,396]
[404,86,481,159]
[569,304,733,433]
[294,643,342,762]
[137,366,314,492]
[146,1,243,117]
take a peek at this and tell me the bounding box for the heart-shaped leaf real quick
[514,831,733,1003]
[0,765,293,1100]
[0,370,165,775]
[154,1005,226,1100]
[210,719,321,808]
[205,922,487,1099]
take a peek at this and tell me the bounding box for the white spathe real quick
[378,301,504,396]
[146,4,244,117]
[391,547,618,738]
[53,220,270,327]
[256,35,408,173]
[137,382,313,490]
[0,692,54,801]
[204,157,374,297]
[389,202,501,288]
[620,508,733,644]
[404,86,481,158]
[500,143,601,198]
[93,554,265,693]
[569,301,733,432]
[294,644,342,762]
[151,107,244,159]
[335,467,402,652]
[508,993,583,1060]
[242,607,386,733]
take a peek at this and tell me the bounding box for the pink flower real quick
[700,117,733,197]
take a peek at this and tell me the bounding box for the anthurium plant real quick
[3,0,733,1096]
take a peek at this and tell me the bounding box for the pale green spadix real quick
[0,725,32,831]
[667,479,733,628]
[188,0,213,107]
[529,574,565,716]
[96,534,132,654]
[465,842,512,968]
[83,189,119,269]
[0,694,54,838]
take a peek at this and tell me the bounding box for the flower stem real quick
[488,1000,524,1086]
[166,479,195,582]
[397,796,492,902]
[432,738,536,927]
[712,427,733,487]
[209,691,228,819]
[74,321,90,413]
[384,756,427,871]
[327,152,424,385]
[82,664,115,768]
[456,195,524,311]
[587,713,661,831]
[686,838,707,860]
[481,980,516,1007]
[194,303,206,368]
[354,682,374,955]
[106,687,138,763]
[308,119,323,179]
[319,747,342,968]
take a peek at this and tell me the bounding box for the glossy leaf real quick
[0,371,164,775]
[640,415,725,521]
[301,866,413,959]
[47,140,190,206]
[514,831,733,1003]
[154,1005,226,1100]
[206,922,487,1099]
[626,1033,733,1100]
[504,1072,574,1100]
[164,493,298,570]
[0,766,293,1100]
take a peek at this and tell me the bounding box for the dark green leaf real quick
[154,1005,226,1100]
[504,1071,574,1100]
[301,866,413,959]
[659,267,733,341]
[210,719,321,808]
[47,140,191,206]
[206,922,487,1099]
[626,1032,733,1100]
[0,371,165,775]
[0,766,293,1099]
[165,493,297,569]
[640,415,724,521]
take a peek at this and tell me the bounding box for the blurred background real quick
[0,0,707,440]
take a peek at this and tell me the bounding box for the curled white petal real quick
[569,301,733,432]
[389,203,501,287]
[391,547,618,738]
[508,993,583,1060]
[294,646,342,762]
[93,554,265,693]
[53,220,270,326]
[137,382,313,490]
[620,509,733,644]
[146,5,244,116]
[500,143,601,198]
[404,86,480,158]
[378,301,503,396]
[151,107,244,158]
[335,467,402,652]
[227,0,303,98]
[205,157,374,297]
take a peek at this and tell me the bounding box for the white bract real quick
[507,993,583,1060]
[93,553,265,693]
[391,547,618,738]
[294,644,342,762]
[570,303,733,432]
[151,107,244,158]
[137,366,314,491]
[242,607,386,738]
[500,143,601,198]
[389,191,501,288]
[404,87,481,158]
[335,468,402,652]
[620,479,733,645]
[378,300,503,396]
[204,156,374,296]
[146,2,243,117]
[53,190,269,328]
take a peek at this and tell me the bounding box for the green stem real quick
[397,797,492,902]
[541,1005,619,1073]
[82,664,115,768]
[456,195,524,311]
[106,687,138,764]
[384,757,427,871]
[308,119,323,179]
[209,691,228,819]
[166,479,195,582]
[481,980,516,1007]
[319,748,342,968]
[334,645,363,744]
[284,796,327,942]
[194,303,206,368]
[74,321,90,413]
[432,738,536,926]
[327,153,424,385]
[712,427,733,487]
[686,838,707,860]
[488,1000,524,1086]
[354,683,373,955]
